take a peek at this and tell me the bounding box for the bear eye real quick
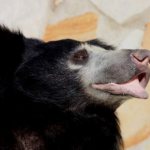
[70,49,89,65]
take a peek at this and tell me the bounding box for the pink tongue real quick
[92,78,148,99]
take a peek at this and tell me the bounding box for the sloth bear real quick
[0,26,150,150]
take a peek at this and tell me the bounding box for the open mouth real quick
[92,72,150,99]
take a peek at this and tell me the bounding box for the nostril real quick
[131,49,150,63]
[131,53,149,66]
[132,53,147,62]
[131,52,150,63]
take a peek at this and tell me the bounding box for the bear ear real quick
[70,49,89,65]
[0,26,25,80]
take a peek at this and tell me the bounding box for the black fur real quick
[0,27,122,150]
[86,39,115,50]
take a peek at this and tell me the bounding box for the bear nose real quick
[131,49,150,64]
[130,49,150,71]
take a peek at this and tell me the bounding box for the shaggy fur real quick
[0,26,145,150]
